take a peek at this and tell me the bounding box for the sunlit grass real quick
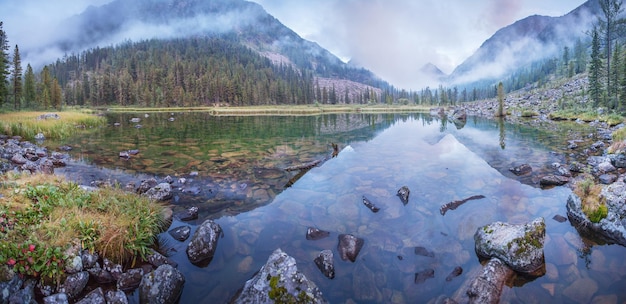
[0,172,169,282]
[549,109,624,126]
[0,111,107,140]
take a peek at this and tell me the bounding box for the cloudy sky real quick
[1,0,588,89]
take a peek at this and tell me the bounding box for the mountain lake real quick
[50,112,626,303]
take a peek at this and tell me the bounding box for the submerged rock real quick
[362,195,380,213]
[509,164,532,176]
[232,248,327,303]
[414,269,435,284]
[397,186,410,205]
[539,175,570,187]
[337,234,364,262]
[306,227,330,241]
[168,225,191,241]
[474,217,546,274]
[445,266,463,281]
[314,250,335,279]
[414,246,435,258]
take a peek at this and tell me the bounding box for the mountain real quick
[448,0,601,86]
[49,0,386,91]
[420,63,446,83]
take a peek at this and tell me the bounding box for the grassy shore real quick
[0,111,107,141]
[104,104,432,115]
[0,173,168,283]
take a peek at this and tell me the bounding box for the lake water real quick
[55,112,626,303]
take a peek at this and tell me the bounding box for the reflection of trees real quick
[498,118,506,150]
[440,117,448,132]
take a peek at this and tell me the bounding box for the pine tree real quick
[40,66,52,108]
[574,39,587,74]
[0,21,10,106]
[23,64,35,108]
[51,78,62,110]
[598,0,625,104]
[11,45,22,110]
[495,82,505,117]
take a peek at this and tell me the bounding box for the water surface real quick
[56,113,626,303]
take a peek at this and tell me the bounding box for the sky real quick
[1,0,588,89]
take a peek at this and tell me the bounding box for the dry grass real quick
[572,174,608,223]
[0,111,106,140]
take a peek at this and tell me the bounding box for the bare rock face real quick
[337,234,364,263]
[186,219,222,265]
[232,248,327,304]
[474,217,546,274]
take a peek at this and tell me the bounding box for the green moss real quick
[588,203,609,223]
[267,274,314,304]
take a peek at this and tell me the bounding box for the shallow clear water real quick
[56,113,626,303]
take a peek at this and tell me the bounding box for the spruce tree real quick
[11,44,22,110]
[589,28,603,107]
[0,21,10,106]
[23,64,36,108]
[495,82,505,117]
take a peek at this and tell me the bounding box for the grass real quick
[0,172,168,283]
[104,104,432,115]
[549,109,624,126]
[0,111,107,141]
[572,173,609,223]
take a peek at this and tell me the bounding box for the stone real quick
[314,250,335,279]
[117,268,144,292]
[306,227,330,240]
[466,258,515,304]
[474,217,546,274]
[75,287,105,304]
[103,258,123,281]
[445,266,463,281]
[232,248,327,303]
[168,225,191,241]
[598,161,616,173]
[174,206,198,221]
[139,264,185,304]
[509,164,532,176]
[567,189,626,246]
[414,269,435,284]
[147,249,178,268]
[105,290,129,304]
[562,277,598,304]
[539,175,570,187]
[354,264,382,301]
[186,219,222,265]
[136,178,158,194]
[144,183,173,201]
[599,174,617,184]
[337,234,364,262]
[43,293,69,304]
[237,256,254,273]
[81,251,98,269]
[397,186,410,205]
[8,279,35,304]
[11,153,28,165]
[58,271,89,299]
[362,195,380,213]
[414,246,435,258]
[552,214,567,223]
[65,255,83,274]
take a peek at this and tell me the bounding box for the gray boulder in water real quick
[186,219,222,265]
[139,264,185,304]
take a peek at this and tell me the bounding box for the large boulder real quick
[474,217,546,274]
[232,248,327,303]
[139,264,185,304]
[566,183,626,246]
[186,219,222,265]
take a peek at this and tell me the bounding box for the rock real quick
[598,161,616,173]
[232,248,327,303]
[186,219,222,265]
[119,151,130,159]
[130,117,141,123]
[397,186,410,205]
[566,189,626,246]
[509,164,532,175]
[65,255,83,274]
[414,269,435,284]
[58,271,89,299]
[445,266,463,281]
[552,215,567,223]
[147,249,178,268]
[237,256,254,273]
[105,289,128,304]
[11,153,27,165]
[43,293,69,304]
[610,153,626,168]
[337,234,364,262]
[562,277,598,304]
[474,217,546,274]
[144,183,173,201]
[136,178,158,194]
[75,287,105,304]
[314,250,335,279]
[539,175,570,187]
[81,251,99,269]
[168,225,191,241]
[117,268,144,292]
[173,206,198,221]
[598,173,617,184]
[306,227,330,240]
[139,264,185,304]
[353,264,382,301]
[103,258,123,281]
[34,133,45,141]
[87,266,115,284]
[414,246,435,258]
[466,258,515,304]
[362,195,380,213]
[569,162,585,173]
[8,279,35,304]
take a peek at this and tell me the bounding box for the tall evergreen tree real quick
[0,21,10,106]
[23,64,36,108]
[495,82,505,117]
[598,0,625,104]
[11,44,22,110]
[589,28,603,107]
[51,78,62,110]
[40,66,52,108]
[574,39,588,74]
